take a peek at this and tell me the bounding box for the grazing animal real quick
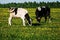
[8,7,32,26]
[35,6,51,23]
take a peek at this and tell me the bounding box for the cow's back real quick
[17,8,28,14]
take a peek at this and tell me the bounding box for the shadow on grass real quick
[32,23,41,26]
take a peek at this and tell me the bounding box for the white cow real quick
[8,7,32,26]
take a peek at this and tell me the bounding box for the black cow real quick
[35,6,51,23]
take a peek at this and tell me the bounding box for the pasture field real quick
[0,8,60,40]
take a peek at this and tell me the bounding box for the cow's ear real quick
[9,7,11,10]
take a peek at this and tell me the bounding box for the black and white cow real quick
[8,7,32,26]
[35,6,51,23]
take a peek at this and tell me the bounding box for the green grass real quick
[0,8,60,40]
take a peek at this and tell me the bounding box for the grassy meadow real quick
[0,8,60,40]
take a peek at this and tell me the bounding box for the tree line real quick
[0,1,60,8]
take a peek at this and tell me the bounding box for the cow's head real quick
[28,19,32,26]
[37,7,41,11]
[36,17,41,23]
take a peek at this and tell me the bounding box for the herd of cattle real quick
[8,6,51,26]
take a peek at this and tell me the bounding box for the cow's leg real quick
[47,11,51,23]
[39,17,42,23]
[48,15,51,23]
[37,17,41,23]
[45,16,47,22]
[22,18,26,26]
[37,18,40,23]
[8,16,12,26]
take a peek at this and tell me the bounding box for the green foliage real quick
[0,8,60,40]
[0,1,60,8]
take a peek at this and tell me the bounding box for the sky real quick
[0,0,60,4]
